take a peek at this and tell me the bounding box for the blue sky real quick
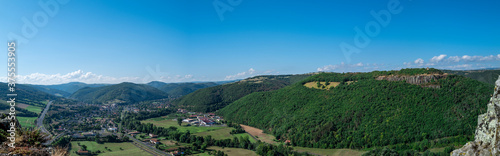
[0,0,499,84]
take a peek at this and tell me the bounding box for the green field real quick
[292,147,367,156]
[141,117,224,133]
[70,141,151,156]
[25,105,43,114]
[194,127,257,143]
[194,146,257,156]
[17,116,37,128]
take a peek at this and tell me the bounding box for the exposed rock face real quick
[376,74,447,87]
[451,76,500,156]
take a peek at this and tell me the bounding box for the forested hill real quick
[0,83,60,106]
[147,81,218,97]
[70,82,168,104]
[219,68,493,149]
[441,69,500,85]
[173,74,313,112]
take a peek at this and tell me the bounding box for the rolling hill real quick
[70,82,168,104]
[0,83,60,107]
[32,82,109,96]
[173,74,313,112]
[219,68,493,150]
[147,81,218,97]
[441,69,500,85]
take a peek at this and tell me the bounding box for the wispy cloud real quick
[317,62,387,72]
[225,68,257,80]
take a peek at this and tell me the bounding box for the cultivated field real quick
[293,147,367,156]
[141,116,225,133]
[70,141,151,156]
[195,127,257,142]
[194,146,257,156]
[17,116,37,128]
[240,124,276,144]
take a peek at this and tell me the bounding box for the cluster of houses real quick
[178,109,223,126]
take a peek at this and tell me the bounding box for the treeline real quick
[122,112,311,155]
[219,69,493,150]
[225,121,245,134]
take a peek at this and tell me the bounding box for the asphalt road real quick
[37,101,53,145]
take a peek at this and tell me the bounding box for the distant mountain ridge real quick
[146,81,218,97]
[441,69,500,85]
[70,82,168,104]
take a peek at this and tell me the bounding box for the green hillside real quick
[219,69,492,150]
[173,74,312,112]
[0,83,60,107]
[147,81,218,97]
[70,82,168,104]
[441,69,500,85]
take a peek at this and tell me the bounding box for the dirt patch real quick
[240,124,276,144]
[16,103,30,109]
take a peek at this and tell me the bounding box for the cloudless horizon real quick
[1,0,499,84]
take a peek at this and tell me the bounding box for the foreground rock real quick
[451,76,500,156]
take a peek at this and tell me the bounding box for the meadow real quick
[17,116,37,128]
[69,141,151,156]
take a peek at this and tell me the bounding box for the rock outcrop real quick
[451,76,500,156]
[376,74,447,88]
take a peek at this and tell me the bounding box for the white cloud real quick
[0,70,198,85]
[430,54,447,63]
[225,68,258,80]
[414,58,424,64]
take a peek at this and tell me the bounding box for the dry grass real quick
[240,124,276,144]
[303,81,340,90]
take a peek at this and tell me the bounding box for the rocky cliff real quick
[451,76,500,156]
[376,74,447,88]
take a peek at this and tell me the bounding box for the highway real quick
[36,101,56,145]
[37,101,51,135]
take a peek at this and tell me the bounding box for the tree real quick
[177,118,183,126]
[81,145,87,151]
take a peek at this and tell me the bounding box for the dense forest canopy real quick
[219,68,493,149]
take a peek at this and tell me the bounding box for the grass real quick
[240,125,276,144]
[194,146,257,156]
[303,81,340,90]
[141,118,225,133]
[17,116,37,128]
[25,105,43,114]
[70,141,151,156]
[293,147,367,156]
[303,81,355,90]
[194,127,257,143]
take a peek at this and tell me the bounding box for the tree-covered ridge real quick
[147,81,218,97]
[441,69,500,85]
[173,74,312,113]
[219,70,492,149]
[0,83,61,107]
[70,82,168,104]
